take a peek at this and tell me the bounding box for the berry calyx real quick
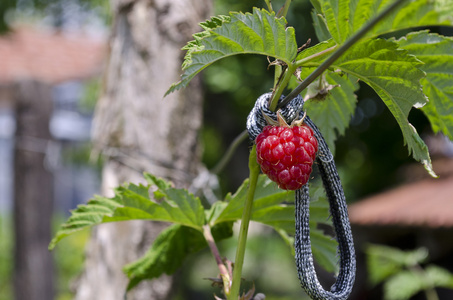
[255,114,318,190]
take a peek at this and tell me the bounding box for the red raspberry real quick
[255,123,318,190]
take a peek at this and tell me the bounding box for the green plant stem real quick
[424,287,440,300]
[278,0,407,109]
[276,0,292,18]
[268,0,293,109]
[269,64,297,112]
[294,45,338,67]
[264,0,273,12]
[274,65,283,86]
[211,130,248,175]
[228,145,260,300]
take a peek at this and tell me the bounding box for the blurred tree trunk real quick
[13,80,54,300]
[74,1,211,300]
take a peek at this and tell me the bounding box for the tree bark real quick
[74,1,211,299]
[13,80,54,300]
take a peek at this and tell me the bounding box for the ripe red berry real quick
[256,123,318,190]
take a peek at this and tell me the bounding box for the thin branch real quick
[203,225,231,295]
[211,130,248,175]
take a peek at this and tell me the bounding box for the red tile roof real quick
[0,26,106,84]
[349,168,453,228]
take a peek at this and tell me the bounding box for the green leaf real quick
[276,184,338,273]
[215,176,337,272]
[147,174,206,228]
[106,176,205,229]
[311,0,453,43]
[304,72,359,153]
[123,225,202,291]
[276,227,337,274]
[166,8,298,95]
[331,38,435,175]
[311,10,331,42]
[366,244,429,286]
[397,31,453,140]
[310,228,338,273]
[311,0,351,43]
[49,195,123,250]
[292,40,359,153]
[425,264,453,289]
[123,223,233,291]
[307,182,333,225]
[369,0,453,38]
[214,175,295,232]
[50,174,206,249]
[384,269,425,300]
[368,247,453,300]
[306,180,338,273]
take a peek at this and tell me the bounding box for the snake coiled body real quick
[246,93,355,300]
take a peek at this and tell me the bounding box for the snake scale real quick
[246,93,356,300]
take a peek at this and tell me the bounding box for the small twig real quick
[203,225,231,295]
[297,38,312,54]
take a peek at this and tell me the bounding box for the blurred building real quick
[0,26,106,213]
[348,145,453,299]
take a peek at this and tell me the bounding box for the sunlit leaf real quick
[166,8,297,95]
[49,174,206,249]
[398,31,453,140]
[369,0,453,38]
[330,38,435,175]
[304,73,359,153]
[311,0,453,43]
